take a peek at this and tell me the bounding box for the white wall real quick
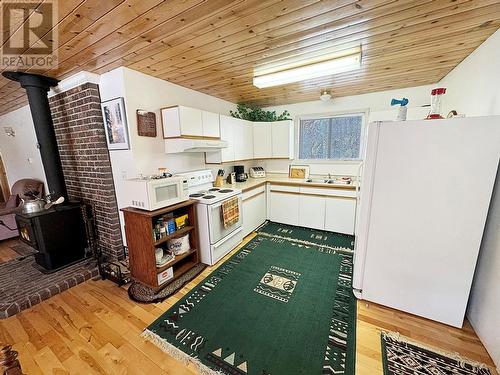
[264,84,432,175]
[99,67,240,243]
[440,29,500,117]
[100,67,238,180]
[438,29,500,369]
[0,106,47,190]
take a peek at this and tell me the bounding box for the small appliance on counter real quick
[123,175,189,211]
[249,166,266,178]
[226,172,236,184]
[234,165,247,182]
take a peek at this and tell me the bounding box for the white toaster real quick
[249,167,266,178]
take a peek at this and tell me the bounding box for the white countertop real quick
[220,173,359,192]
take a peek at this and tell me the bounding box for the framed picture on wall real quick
[101,97,130,150]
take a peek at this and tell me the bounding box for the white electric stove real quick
[175,170,243,265]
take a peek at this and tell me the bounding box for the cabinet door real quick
[179,106,203,136]
[206,115,235,163]
[271,120,293,158]
[220,115,235,162]
[253,122,272,158]
[242,188,266,237]
[242,120,254,160]
[269,191,299,225]
[299,194,325,230]
[232,118,253,161]
[161,107,181,138]
[232,119,245,161]
[325,197,356,235]
[202,111,220,138]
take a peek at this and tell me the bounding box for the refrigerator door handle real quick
[352,122,382,294]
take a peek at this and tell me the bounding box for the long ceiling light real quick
[253,47,361,89]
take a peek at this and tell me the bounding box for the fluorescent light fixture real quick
[253,48,361,88]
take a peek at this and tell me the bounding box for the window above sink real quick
[298,112,366,161]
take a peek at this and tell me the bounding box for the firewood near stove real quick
[0,343,24,375]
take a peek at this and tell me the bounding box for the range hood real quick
[165,138,228,153]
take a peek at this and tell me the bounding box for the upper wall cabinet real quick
[206,115,253,163]
[253,122,272,159]
[207,117,294,164]
[271,120,294,159]
[161,105,220,139]
[253,120,294,159]
[201,110,220,138]
[233,118,254,161]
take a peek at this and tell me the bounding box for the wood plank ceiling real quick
[0,0,499,115]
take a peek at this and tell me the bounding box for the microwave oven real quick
[123,176,189,211]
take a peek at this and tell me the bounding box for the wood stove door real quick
[15,216,38,249]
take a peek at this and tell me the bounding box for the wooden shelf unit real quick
[154,225,194,247]
[121,200,200,289]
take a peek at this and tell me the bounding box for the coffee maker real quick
[234,165,247,182]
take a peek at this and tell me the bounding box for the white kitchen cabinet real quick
[208,116,253,163]
[271,120,293,159]
[268,185,299,226]
[206,115,234,163]
[161,105,203,138]
[267,183,357,234]
[299,194,326,230]
[242,120,254,160]
[242,185,267,237]
[233,118,254,161]
[253,122,272,159]
[201,110,220,138]
[325,197,356,235]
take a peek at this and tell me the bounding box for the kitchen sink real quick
[305,177,352,185]
[306,178,336,184]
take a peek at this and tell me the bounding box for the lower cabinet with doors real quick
[298,194,325,230]
[267,184,300,226]
[241,184,267,237]
[267,183,356,234]
[324,196,356,234]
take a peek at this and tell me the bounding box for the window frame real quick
[296,109,369,163]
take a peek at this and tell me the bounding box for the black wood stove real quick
[16,203,87,270]
[4,71,89,271]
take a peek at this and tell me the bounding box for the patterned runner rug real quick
[381,332,492,375]
[143,222,356,374]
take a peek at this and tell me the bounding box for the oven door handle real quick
[210,196,242,210]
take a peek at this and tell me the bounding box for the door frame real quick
[0,153,10,203]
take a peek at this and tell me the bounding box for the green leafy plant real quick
[230,104,291,122]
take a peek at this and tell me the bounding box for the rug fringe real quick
[141,330,225,375]
[382,331,490,372]
[257,231,354,255]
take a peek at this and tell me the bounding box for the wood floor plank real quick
[32,346,70,375]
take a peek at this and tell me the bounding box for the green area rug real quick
[143,221,356,374]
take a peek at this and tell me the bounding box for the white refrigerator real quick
[353,116,500,328]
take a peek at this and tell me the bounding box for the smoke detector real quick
[320,90,332,101]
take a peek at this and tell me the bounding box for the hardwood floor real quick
[0,238,22,263]
[0,233,496,374]
[357,302,498,375]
